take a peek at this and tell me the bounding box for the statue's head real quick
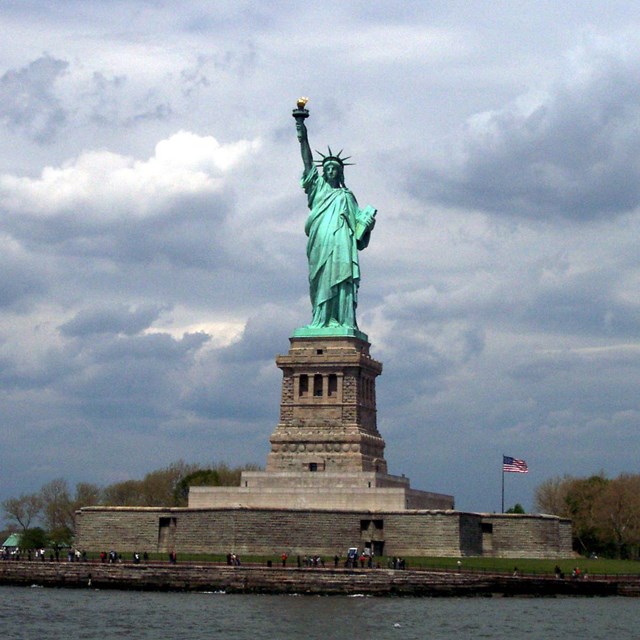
[315,147,353,188]
[322,160,344,187]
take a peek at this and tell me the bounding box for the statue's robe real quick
[302,167,373,329]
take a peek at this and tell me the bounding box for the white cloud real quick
[0,131,261,219]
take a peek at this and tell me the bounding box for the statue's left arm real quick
[355,205,377,250]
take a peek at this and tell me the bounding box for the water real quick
[0,585,636,639]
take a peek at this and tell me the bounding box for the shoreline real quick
[1,561,639,596]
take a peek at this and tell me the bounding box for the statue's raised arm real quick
[293,97,313,173]
[291,98,378,341]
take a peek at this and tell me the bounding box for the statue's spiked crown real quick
[315,147,354,169]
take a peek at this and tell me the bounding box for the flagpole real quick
[501,454,505,513]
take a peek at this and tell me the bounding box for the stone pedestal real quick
[190,335,454,511]
[266,336,387,474]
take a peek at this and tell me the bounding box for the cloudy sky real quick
[1,1,640,513]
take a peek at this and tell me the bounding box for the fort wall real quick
[75,507,572,559]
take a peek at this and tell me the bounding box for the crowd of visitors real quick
[0,546,81,562]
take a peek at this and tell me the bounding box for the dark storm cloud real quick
[522,278,640,339]
[93,330,209,361]
[50,329,210,425]
[218,304,303,364]
[503,345,640,429]
[34,193,234,270]
[0,252,47,309]
[124,194,233,268]
[0,55,68,143]
[181,358,279,423]
[414,50,640,221]
[180,306,299,421]
[88,72,172,127]
[65,331,211,401]
[59,303,166,337]
[379,319,485,403]
[0,354,62,389]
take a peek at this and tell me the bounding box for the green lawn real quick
[395,556,640,576]
[82,552,640,576]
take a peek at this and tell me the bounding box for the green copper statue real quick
[292,98,377,339]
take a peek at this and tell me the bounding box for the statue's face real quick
[323,162,341,186]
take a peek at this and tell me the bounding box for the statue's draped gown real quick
[302,167,371,329]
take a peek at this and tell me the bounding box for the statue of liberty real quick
[292,98,377,338]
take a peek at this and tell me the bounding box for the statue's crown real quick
[314,146,354,168]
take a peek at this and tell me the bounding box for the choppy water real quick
[0,585,636,639]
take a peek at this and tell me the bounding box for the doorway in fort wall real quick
[158,516,177,552]
[361,518,385,557]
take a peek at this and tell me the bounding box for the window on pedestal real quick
[364,377,374,403]
[328,374,337,397]
[299,374,308,397]
[361,376,371,403]
[313,374,323,396]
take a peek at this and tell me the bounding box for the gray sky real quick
[1,1,639,512]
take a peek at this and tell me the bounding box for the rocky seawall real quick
[1,561,638,597]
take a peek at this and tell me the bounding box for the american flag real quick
[503,456,528,473]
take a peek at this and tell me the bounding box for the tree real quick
[102,479,146,507]
[564,474,609,554]
[102,461,200,507]
[20,527,48,550]
[535,472,640,558]
[138,461,199,506]
[2,460,263,532]
[2,493,43,531]
[593,474,640,559]
[40,478,74,533]
[174,469,222,506]
[101,460,263,507]
[174,463,262,506]
[41,480,103,538]
[505,503,525,514]
[534,475,572,516]
[73,483,103,510]
[49,526,74,549]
